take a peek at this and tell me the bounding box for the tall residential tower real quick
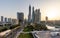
[5,17,7,22]
[17,12,24,25]
[32,6,35,23]
[34,9,41,24]
[28,5,31,23]
[1,16,4,22]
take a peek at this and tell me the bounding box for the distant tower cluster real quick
[17,5,41,25]
[1,16,12,23]
[28,5,41,24]
[0,16,18,26]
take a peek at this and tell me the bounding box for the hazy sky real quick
[0,0,60,20]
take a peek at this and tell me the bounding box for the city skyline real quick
[0,0,60,20]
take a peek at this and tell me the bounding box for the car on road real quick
[50,32,60,36]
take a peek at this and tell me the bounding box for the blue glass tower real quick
[28,5,31,23]
[32,7,35,23]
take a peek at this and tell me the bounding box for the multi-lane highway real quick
[6,26,23,38]
[0,26,23,38]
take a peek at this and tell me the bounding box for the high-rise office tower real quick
[28,5,31,23]
[32,6,35,23]
[38,9,41,23]
[5,17,7,22]
[17,12,24,25]
[8,18,11,23]
[34,9,41,24]
[1,16,4,22]
[46,16,48,21]
[46,16,48,24]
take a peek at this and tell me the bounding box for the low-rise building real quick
[12,19,18,25]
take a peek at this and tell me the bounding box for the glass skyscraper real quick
[28,5,31,23]
[17,12,24,25]
[32,6,35,23]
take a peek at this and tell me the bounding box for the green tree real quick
[33,23,48,31]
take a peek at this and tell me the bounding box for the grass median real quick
[18,33,34,38]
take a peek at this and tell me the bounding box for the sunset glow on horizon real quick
[0,0,60,21]
[46,8,58,20]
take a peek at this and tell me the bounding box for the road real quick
[0,26,23,38]
[32,31,60,38]
[51,36,60,38]
[14,29,23,38]
[0,30,11,38]
[6,27,22,38]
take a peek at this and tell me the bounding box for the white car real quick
[50,32,60,36]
